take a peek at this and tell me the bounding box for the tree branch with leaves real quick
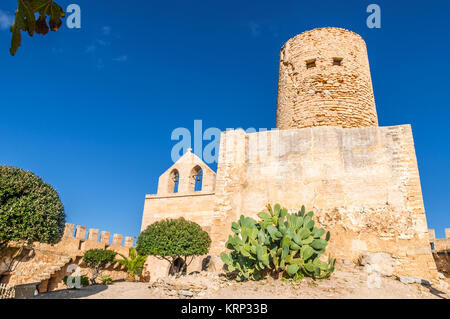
[9,0,65,56]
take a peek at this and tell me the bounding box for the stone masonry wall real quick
[140,28,438,283]
[429,228,450,252]
[141,148,219,233]
[276,28,378,129]
[0,223,134,292]
[212,126,438,282]
[141,193,217,232]
[429,229,450,278]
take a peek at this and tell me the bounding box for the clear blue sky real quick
[0,0,449,240]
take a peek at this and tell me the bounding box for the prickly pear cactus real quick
[220,204,336,281]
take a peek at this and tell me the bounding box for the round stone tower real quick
[276,27,378,129]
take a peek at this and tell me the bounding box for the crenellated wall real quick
[0,223,135,292]
[429,229,450,278]
[429,228,450,252]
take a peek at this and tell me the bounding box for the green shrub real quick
[82,249,117,284]
[221,204,336,281]
[136,219,211,276]
[62,275,89,288]
[100,275,112,285]
[115,247,147,281]
[0,166,65,251]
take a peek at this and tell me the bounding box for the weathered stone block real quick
[112,234,122,246]
[63,223,75,238]
[87,229,99,241]
[100,231,110,244]
[124,236,133,248]
[359,252,394,277]
[75,226,86,240]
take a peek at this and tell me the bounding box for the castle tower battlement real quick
[276,27,378,129]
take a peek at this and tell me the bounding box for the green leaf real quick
[240,247,251,258]
[302,246,314,260]
[258,211,271,220]
[311,239,328,250]
[262,255,270,267]
[299,205,306,217]
[304,261,316,273]
[301,236,314,245]
[303,215,312,227]
[312,227,325,238]
[220,253,231,265]
[21,0,36,36]
[10,26,22,56]
[274,204,281,216]
[267,225,282,240]
[319,261,329,271]
[286,264,299,276]
[290,257,304,266]
[280,208,288,219]
[297,227,311,240]
[256,245,264,261]
[281,236,291,249]
[292,234,302,245]
[267,204,273,216]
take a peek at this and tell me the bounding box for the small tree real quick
[0,166,65,275]
[115,247,147,282]
[82,249,117,284]
[136,219,211,276]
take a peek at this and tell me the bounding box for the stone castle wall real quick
[429,229,450,278]
[142,125,439,282]
[0,223,134,292]
[141,192,217,232]
[141,149,219,232]
[276,28,378,129]
[141,27,438,282]
[429,228,450,253]
[210,126,438,281]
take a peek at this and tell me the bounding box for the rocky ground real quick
[32,262,449,299]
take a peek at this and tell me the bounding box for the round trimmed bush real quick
[136,219,211,274]
[0,166,66,248]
